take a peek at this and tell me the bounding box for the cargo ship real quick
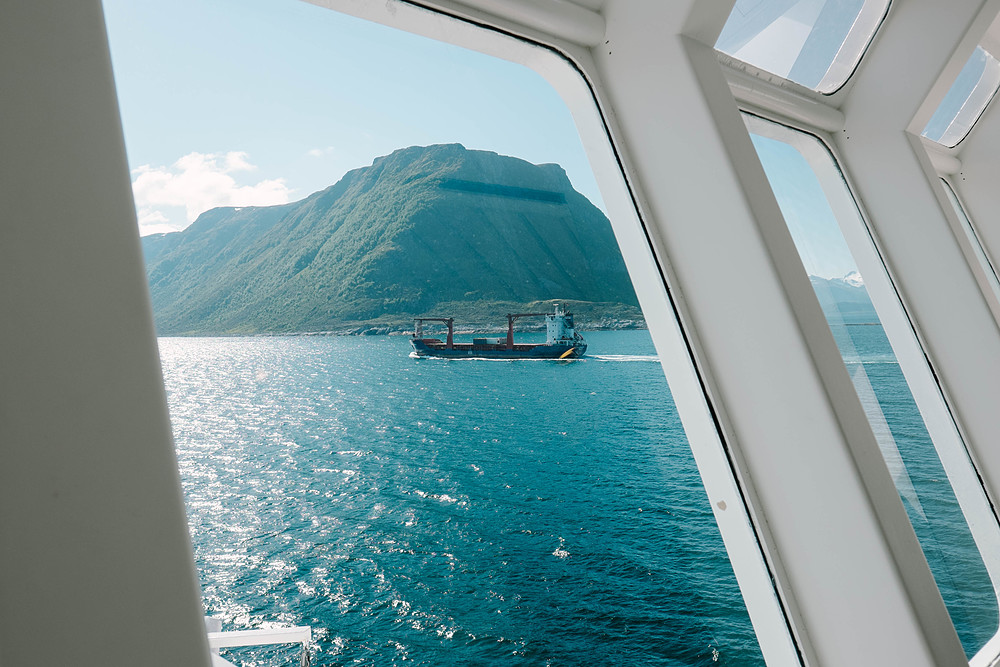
[410,304,587,359]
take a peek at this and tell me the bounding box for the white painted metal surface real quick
[0,2,210,665]
[832,0,1000,597]
[7,0,1000,665]
[449,0,605,46]
[207,625,312,650]
[206,624,313,667]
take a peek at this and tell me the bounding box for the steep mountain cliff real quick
[141,144,641,334]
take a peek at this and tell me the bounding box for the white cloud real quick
[137,207,169,226]
[131,151,292,235]
[307,146,335,158]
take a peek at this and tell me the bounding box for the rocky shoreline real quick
[295,317,647,337]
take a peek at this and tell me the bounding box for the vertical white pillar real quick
[835,0,1000,519]
[0,2,209,665]
[578,1,965,663]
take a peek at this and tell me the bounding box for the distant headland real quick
[141,144,644,336]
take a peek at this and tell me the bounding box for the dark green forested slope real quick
[141,144,642,335]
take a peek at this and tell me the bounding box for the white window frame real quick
[940,177,1000,308]
[744,111,1000,665]
[923,46,1000,147]
[715,0,892,94]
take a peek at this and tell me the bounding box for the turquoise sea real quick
[159,328,997,666]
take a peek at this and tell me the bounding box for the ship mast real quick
[413,317,454,348]
[505,312,549,349]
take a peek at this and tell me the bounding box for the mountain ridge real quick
[142,144,643,335]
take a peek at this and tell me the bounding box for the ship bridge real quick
[7,1,1000,666]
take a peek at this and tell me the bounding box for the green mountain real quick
[141,144,642,335]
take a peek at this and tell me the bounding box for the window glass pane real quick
[716,0,890,93]
[923,46,1000,147]
[747,116,1000,657]
[941,179,1000,305]
[104,1,773,664]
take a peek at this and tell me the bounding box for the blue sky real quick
[751,134,860,280]
[103,0,877,281]
[102,0,602,236]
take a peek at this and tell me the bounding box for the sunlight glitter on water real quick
[159,331,764,666]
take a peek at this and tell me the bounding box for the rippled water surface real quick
[161,325,1000,664]
[160,330,763,665]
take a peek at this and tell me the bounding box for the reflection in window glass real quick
[716,0,890,93]
[923,47,1000,147]
[747,116,1000,658]
[942,179,1000,304]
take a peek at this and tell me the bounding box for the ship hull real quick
[411,339,586,359]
